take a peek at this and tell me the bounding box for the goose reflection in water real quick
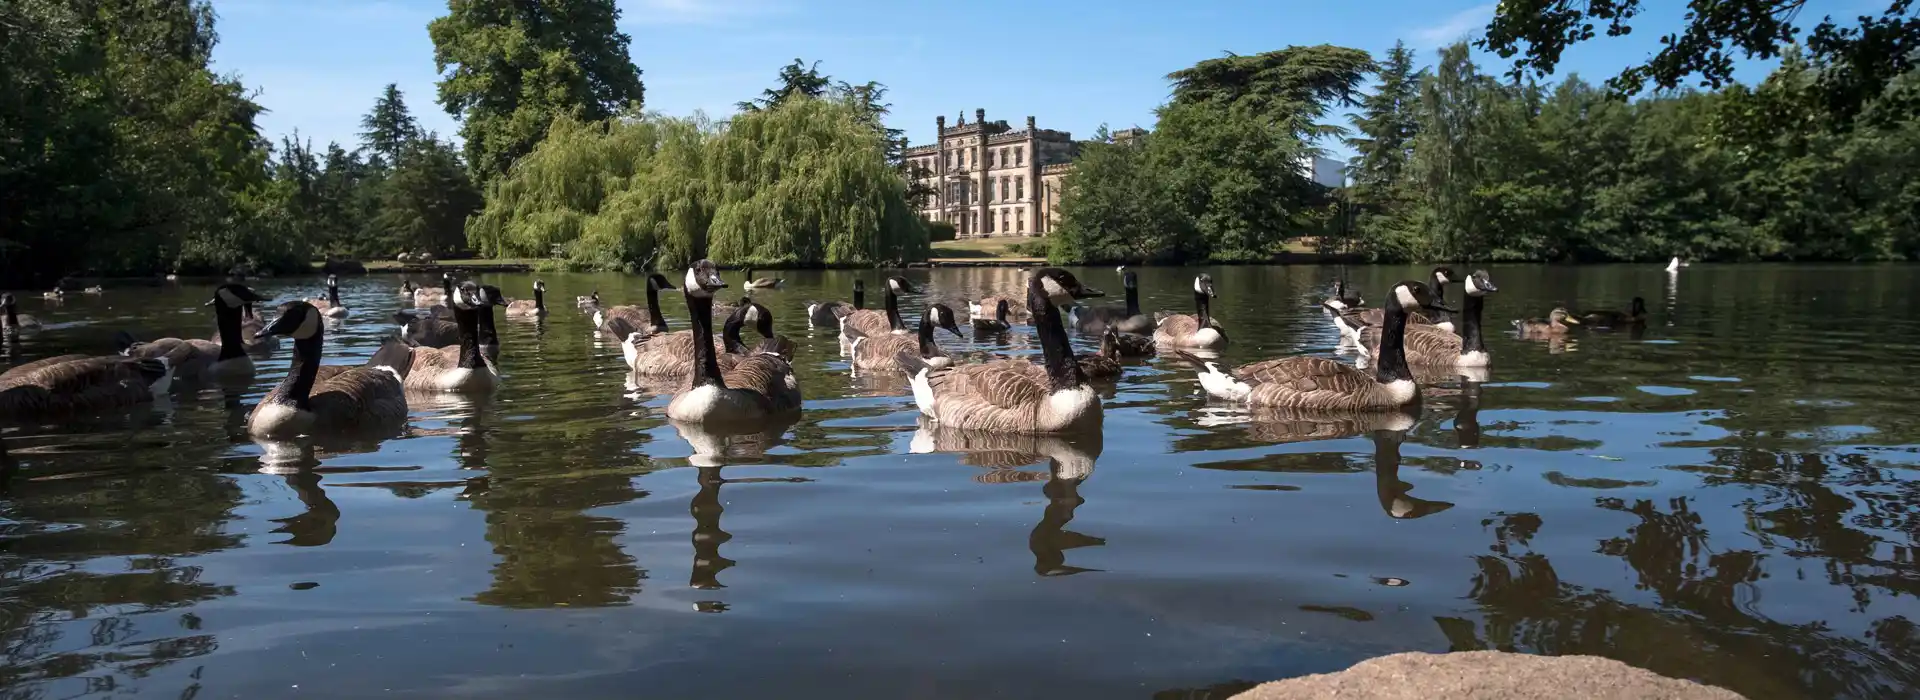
[909,420,1104,576]
[669,417,806,606]
[270,467,340,547]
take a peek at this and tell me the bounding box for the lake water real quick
[1,264,1917,699]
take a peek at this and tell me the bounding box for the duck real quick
[0,354,173,419]
[504,280,549,319]
[1360,270,1498,367]
[2,293,42,331]
[40,289,62,301]
[895,268,1106,434]
[972,298,1013,334]
[307,274,349,318]
[1152,274,1227,350]
[246,302,412,439]
[1665,256,1687,272]
[846,304,963,371]
[592,273,676,339]
[413,273,453,307]
[665,260,803,424]
[625,297,780,376]
[119,283,269,385]
[1513,307,1581,336]
[576,290,600,309]
[743,267,784,290]
[401,282,500,393]
[806,279,864,328]
[840,277,916,339]
[82,285,104,295]
[1078,328,1128,380]
[1323,278,1365,312]
[1329,267,1456,337]
[1182,280,1450,411]
[1073,266,1153,335]
[1578,297,1647,327]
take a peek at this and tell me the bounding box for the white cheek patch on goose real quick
[889,278,906,293]
[292,310,321,340]
[743,305,762,323]
[1395,286,1418,308]
[1192,277,1207,294]
[1041,277,1068,301]
[684,269,713,297]
[1464,276,1481,295]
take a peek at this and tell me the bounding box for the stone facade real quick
[901,109,1078,238]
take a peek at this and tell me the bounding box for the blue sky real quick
[209,0,1812,161]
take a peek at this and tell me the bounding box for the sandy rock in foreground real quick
[1229,651,1745,700]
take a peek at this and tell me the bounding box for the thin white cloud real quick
[619,0,784,26]
[1410,3,1495,49]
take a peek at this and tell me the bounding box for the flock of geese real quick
[0,262,1658,455]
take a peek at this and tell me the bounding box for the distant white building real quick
[1297,154,1347,189]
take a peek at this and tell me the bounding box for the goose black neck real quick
[916,313,939,357]
[852,285,865,310]
[272,333,324,410]
[4,302,16,328]
[645,281,668,333]
[1456,382,1482,447]
[687,292,724,387]
[722,313,747,354]
[533,286,545,311]
[327,284,340,307]
[1030,279,1085,390]
[1373,430,1406,515]
[453,303,484,369]
[477,303,499,349]
[1460,292,1486,355]
[1431,279,1451,323]
[1193,289,1212,329]
[441,277,453,299]
[1374,301,1414,384]
[884,288,903,331]
[1124,279,1140,317]
[214,302,247,360]
[689,467,732,589]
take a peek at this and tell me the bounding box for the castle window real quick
[1017,208,1025,232]
[1016,177,1024,200]
[1015,147,1023,166]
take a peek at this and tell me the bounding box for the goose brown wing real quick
[406,319,461,348]
[0,357,153,415]
[0,355,89,386]
[309,366,408,429]
[1155,314,1201,340]
[1234,356,1374,393]
[854,333,921,368]
[630,330,697,375]
[1359,324,1461,361]
[720,355,801,412]
[841,309,891,337]
[602,305,649,327]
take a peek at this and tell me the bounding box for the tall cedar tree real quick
[360,83,420,170]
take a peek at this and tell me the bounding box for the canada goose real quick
[895,268,1106,434]
[592,273,676,338]
[743,267,784,290]
[624,298,778,376]
[0,354,172,418]
[403,282,499,393]
[1329,268,1456,336]
[82,286,104,295]
[840,277,916,338]
[413,273,453,307]
[1182,280,1451,411]
[1513,307,1581,336]
[846,304,963,371]
[504,280,548,319]
[576,290,600,309]
[1078,328,1127,380]
[399,280,418,296]
[665,260,803,424]
[397,308,461,348]
[1073,267,1153,335]
[806,279,864,328]
[2,293,42,331]
[217,302,277,357]
[119,284,267,385]
[1109,332,1155,358]
[247,302,412,439]
[967,295,1029,323]
[1578,297,1647,327]
[1153,274,1227,350]
[1359,270,1498,367]
[41,289,62,301]
[308,275,348,318]
[475,284,509,360]
[972,298,1013,334]
[1323,278,1365,312]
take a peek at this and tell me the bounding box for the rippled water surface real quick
[3,264,1918,699]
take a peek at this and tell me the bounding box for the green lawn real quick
[351,258,541,271]
[931,237,1046,259]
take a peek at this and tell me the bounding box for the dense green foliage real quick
[468,97,928,270]
[1052,47,1371,263]
[429,0,646,185]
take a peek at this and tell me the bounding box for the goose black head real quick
[1630,296,1647,315]
[885,276,918,295]
[1191,273,1216,298]
[1431,267,1458,287]
[647,273,676,292]
[1034,268,1103,307]
[727,300,776,338]
[449,281,488,309]
[533,280,546,293]
[1463,270,1497,296]
[684,260,727,298]
[207,283,264,309]
[1390,281,1455,313]
[1121,267,1138,289]
[402,280,417,293]
[258,301,322,340]
[326,274,339,288]
[480,284,509,307]
[927,303,963,338]
[853,279,866,292]
[0,293,14,308]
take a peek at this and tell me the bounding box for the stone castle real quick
[901,109,1076,239]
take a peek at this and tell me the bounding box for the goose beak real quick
[1073,285,1105,299]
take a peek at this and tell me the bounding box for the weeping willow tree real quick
[468,97,926,270]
